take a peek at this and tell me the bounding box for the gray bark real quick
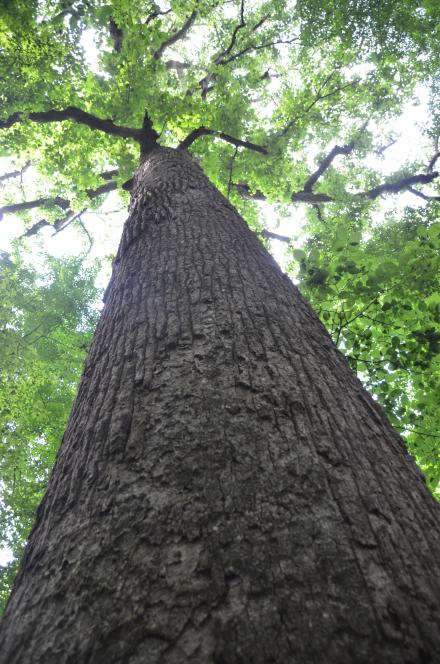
[1,147,440,663]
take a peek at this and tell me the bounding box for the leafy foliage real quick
[291,204,440,495]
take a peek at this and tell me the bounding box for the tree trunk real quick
[1,147,440,664]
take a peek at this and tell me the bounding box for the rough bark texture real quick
[1,147,440,664]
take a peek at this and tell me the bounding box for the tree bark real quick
[1,147,440,664]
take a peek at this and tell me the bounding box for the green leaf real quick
[292,249,307,262]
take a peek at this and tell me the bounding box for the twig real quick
[221,37,298,66]
[78,217,93,255]
[395,425,440,439]
[375,138,397,157]
[280,78,359,138]
[52,209,85,235]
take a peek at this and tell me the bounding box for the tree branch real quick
[407,186,440,203]
[78,217,93,255]
[109,18,123,52]
[166,60,191,77]
[153,10,197,59]
[195,0,248,95]
[236,172,439,206]
[303,142,355,192]
[235,182,266,201]
[85,181,118,199]
[362,172,439,199]
[52,209,85,234]
[20,220,51,238]
[235,182,330,203]
[1,107,159,157]
[140,111,160,155]
[375,138,397,157]
[100,169,119,181]
[221,37,298,66]
[291,191,333,203]
[197,14,292,99]
[21,208,89,239]
[0,106,143,142]
[215,0,246,65]
[178,127,267,154]
[428,150,440,174]
[2,180,118,234]
[145,7,172,26]
[313,204,324,222]
[261,229,290,242]
[0,196,70,220]
[0,162,30,183]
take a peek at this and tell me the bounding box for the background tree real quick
[0,250,100,610]
[0,0,440,658]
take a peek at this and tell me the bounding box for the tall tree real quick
[0,0,440,661]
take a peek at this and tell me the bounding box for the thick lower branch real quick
[0,107,143,142]
[0,196,70,220]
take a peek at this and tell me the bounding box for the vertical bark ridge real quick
[1,147,440,664]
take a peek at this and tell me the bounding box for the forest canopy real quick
[0,0,439,611]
